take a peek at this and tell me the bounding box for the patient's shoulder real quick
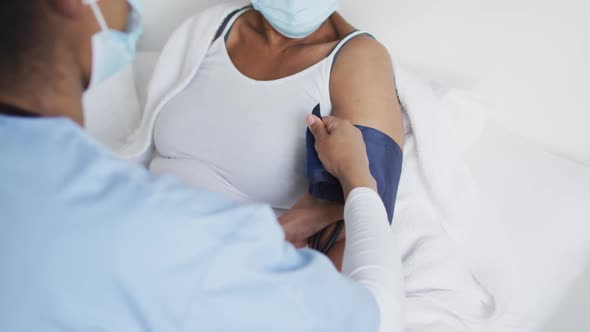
[333,34,393,71]
[330,34,396,101]
[329,34,403,144]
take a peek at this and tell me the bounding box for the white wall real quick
[139,0,220,51]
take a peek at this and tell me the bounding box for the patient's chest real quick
[152,39,331,210]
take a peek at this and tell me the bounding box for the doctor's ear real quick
[48,0,85,18]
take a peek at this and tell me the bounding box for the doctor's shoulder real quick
[40,117,277,235]
[4,114,282,256]
[86,145,284,251]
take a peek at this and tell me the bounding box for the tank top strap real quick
[213,6,252,43]
[325,30,374,70]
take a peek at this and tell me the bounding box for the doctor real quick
[0,0,403,331]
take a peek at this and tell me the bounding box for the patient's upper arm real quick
[330,36,404,148]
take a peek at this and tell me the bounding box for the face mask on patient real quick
[251,0,340,39]
[82,0,143,88]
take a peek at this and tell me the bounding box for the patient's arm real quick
[322,35,404,268]
[283,36,404,269]
[330,35,404,146]
[284,193,346,270]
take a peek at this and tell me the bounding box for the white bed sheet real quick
[467,122,590,331]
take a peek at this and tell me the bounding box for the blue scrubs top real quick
[0,115,379,332]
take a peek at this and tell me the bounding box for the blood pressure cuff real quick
[306,105,403,223]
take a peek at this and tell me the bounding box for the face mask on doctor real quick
[251,0,340,39]
[82,0,143,88]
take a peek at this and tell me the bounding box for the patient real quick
[149,0,404,264]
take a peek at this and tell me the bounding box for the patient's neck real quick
[252,11,336,49]
[0,57,85,126]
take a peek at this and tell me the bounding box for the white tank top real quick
[152,8,367,211]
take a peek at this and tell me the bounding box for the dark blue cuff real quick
[306,105,403,224]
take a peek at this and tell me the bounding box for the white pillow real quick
[82,51,161,148]
[83,65,141,150]
[134,52,161,110]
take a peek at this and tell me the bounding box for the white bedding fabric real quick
[468,122,590,332]
[394,68,506,331]
[83,67,141,148]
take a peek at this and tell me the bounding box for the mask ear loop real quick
[83,0,110,32]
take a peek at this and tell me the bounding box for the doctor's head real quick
[0,0,141,93]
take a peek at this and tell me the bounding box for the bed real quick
[84,0,590,331]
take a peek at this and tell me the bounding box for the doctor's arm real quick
[204,116,402,332]
[144,111,406,332]
[308,115,404,332]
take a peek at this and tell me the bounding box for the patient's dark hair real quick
[0,1,46,81]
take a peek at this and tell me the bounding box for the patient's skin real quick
[227,10,404,267]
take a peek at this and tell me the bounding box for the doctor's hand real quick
[306,115,377,197]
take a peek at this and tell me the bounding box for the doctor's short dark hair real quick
[0,1,45,78]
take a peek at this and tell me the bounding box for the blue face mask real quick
[83,0,143,88]
[251,0,340,39]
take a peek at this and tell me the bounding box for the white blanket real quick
[394,68,509,331]
[107,1,504,330]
